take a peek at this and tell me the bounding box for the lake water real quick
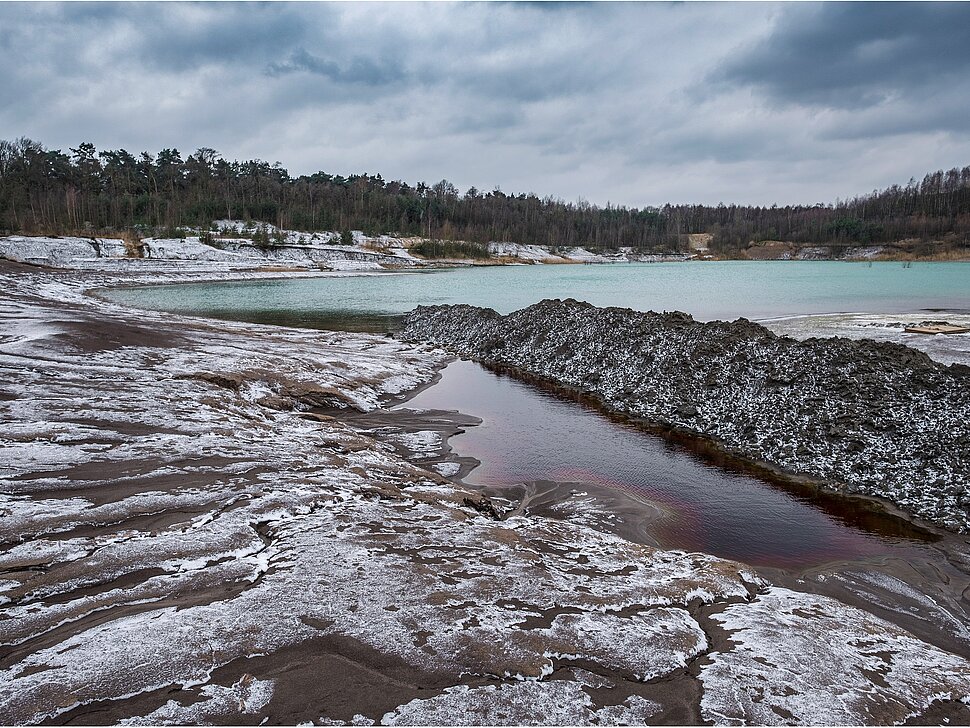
[103,261,970,333]
[101,261,965,568]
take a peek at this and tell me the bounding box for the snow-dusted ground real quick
[487,241,690,264]
[1,265,969,725]
[0,232,688,273]
[0,234,417,272]
[700,587,970,725]
[762,311,970,366]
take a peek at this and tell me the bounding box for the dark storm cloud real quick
[53,1,125,23]
[718,2,970,111]
[77,2,313,71]
[7,2,304,63]
[253,3,619,113]
[134,6,312,72]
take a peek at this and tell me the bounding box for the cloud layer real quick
[1,2,968,206]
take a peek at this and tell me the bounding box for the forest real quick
[1,137,969,255]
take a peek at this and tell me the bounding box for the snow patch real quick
[699,586,970,726]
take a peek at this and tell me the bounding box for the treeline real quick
[1,137,969,253]
[674,166,970,254]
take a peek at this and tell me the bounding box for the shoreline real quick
[470,359,947,542]
[66,263,970,555]
[2,262,970,724]
[39,264,970,575]
[93,269,944,551]
[374,358,970,661]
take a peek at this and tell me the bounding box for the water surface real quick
[103,261,970,332]
[402,360,931,569]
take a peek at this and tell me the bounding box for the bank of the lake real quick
[101,260,970,369]
[2,260,970,726]
[387,358,970,657]
[401,299,970,531]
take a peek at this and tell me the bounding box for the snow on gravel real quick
[432,461,462,477]
[119,675,275,725]
[379,677,661,726]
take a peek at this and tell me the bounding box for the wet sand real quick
[2,260,969,725]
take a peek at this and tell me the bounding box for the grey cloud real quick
[443,108,521,137]
[1,2,969,208]
[642,130,785,167]
[819,82,970,139]
[265,48,405,86]
[129,4,313,71]
[10,2,314,72]
[716,3,970,110]
[247,3,623,113]
[441,60,603,104]
[56,1,133,23]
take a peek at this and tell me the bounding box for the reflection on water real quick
[402,359,933,569]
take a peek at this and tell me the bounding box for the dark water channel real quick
[401,359,934,570]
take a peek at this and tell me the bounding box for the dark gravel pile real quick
[400,299,970,532]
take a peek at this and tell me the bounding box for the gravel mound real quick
[400,299,970,532]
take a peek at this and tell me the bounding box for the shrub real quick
[121,230,144,258]
[252,224,272,250]
[199,229,219,248]
[410,240,492,259]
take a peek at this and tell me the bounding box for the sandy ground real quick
[1,261,969,725]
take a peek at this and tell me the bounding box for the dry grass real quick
[121,230,144,258]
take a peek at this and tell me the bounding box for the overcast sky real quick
[2,2,969,207]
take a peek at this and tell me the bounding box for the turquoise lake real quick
[103,261,970,333]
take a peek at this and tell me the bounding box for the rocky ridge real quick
[400,299,970,532]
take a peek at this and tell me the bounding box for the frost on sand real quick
[699,587,970,726]
[1,264,969,725]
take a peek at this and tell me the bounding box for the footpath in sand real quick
[0,262,969,725]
